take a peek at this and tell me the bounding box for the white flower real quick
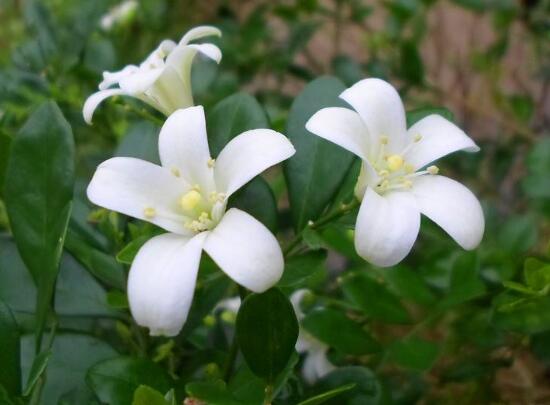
[83,26,222,124]
[100,0,137,31]
[306,78,484,267]
[291,290,336,383]
[87,106,295,336]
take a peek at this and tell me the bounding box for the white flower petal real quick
[405,114,480,169]
[214,129,295,197]
[305,107,370,160]
[179,25,222,45]
[145,65,193,115]
[99,65,139,90]
[118,67,164,95]
[290,289,309,320]
[82,88,126,124]
[87,157,192,235]
[412,175,484,250]
[188,43,222,64]
[203,208,284,292]
[158,106,215,190]
[340,78,408,153]
[355,188,420,267]
[303,349,335,384]
[128,232,207,336]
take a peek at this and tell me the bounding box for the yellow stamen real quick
[378,169,389,177]
[414,134,422,142]
[180,190,202,211]
[143,207,156,219]
[170,167,181,177]
[380,135,389,145]
[404,163,415,174]
[387,154,404,172]
[427,165,439,175]
[207,158,216,168]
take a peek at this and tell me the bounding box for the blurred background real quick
[1,0,549,404]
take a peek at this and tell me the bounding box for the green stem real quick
[283,199,360,257]
[264,384,274,405]
[223,286,249,382]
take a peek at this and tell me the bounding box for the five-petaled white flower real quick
[87,106,295,336]
[291,290,336,383]
[83,26,221,124]
[306,78,485,267]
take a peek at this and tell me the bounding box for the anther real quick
[378,169,389,177]
[404,163,415,174]
[207,158,216,168]
[143,207,156,219]
[414,134,422,142]
[427,165,439,175]
[380,136,389,145]
[171,167,181,177]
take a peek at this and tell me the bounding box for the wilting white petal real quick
[158,106,215,189]
[188,43,222,64]
[355,188,420,267]
[87,157,192,235]
[118,67,164,95]
[179,25,222,45]
[305,107,370,160]
[203,208,284,292]
[82,88,126,124]
[412,175,484,250]
[302,348,336,384]
[128,233,207,336]
[405,115,480,169]
[99,65,139,90]
[214,129,295,197]
[340,78,408,153]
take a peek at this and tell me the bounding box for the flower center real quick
[354,134,439,199]
[179,186,226,233]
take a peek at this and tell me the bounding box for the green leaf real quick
[21,334,116,404]
[186,380,243,405]
[87,357,172,405]
[207,92,268,157]
[399,41,424,85]
[278,251,327,287]
[229,177,278,232]
[341,272,410,324]
[381,266,436,306]
[524,258,550,291]
[439,252,486,309]
[497,215,538,254]
[522,138,550,200]
[0,300,20,396]
[132,385,169,405]
[65,229,126,290]
[116,235,150,265]
[491,294,550,334]
[115,121,160,164]
[406,107,454,127]
[303,308,380,355]
[297,383,356,405]
[0,134,11,197]
[236,288,299,380]
[284,76,354,231]
[4,101,74,349]
[22,349,51,396]
[312,367,387,404]
[387,338,440,371]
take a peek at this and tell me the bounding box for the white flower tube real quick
[83,26,222,124]
[87,106,295,336]
[306,78,484,267]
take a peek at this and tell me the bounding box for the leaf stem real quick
[223,285,249,382]
[283,199,360,257]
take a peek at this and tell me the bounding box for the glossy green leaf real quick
[312,367,387,405]
[387,338,440,371]
[0,133,11,197]
[406,107,454,127]
[229,177,278,232]
[65,229,126,290]
[132,385,169,405]
[341,272,410,324]
[236,288,299,380]
[22,349,51,396]
[399,41,424,85]
[0,300,20,396]
[21,334,116,404]
[438,252,486,309]
[87,357,172,405]
[115,121,160,164]
[297,383,356,405]
[116,235,150,265]
[497,215,538,254]
[524,258,550,291]
[278,251,327,287]
[284,76,354,230]
[381,266,436,306]
[186,380,243,405]
[303,308,380,355]
[207,92,268,157]
[491,294,550,334]
[4,101,74,349]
